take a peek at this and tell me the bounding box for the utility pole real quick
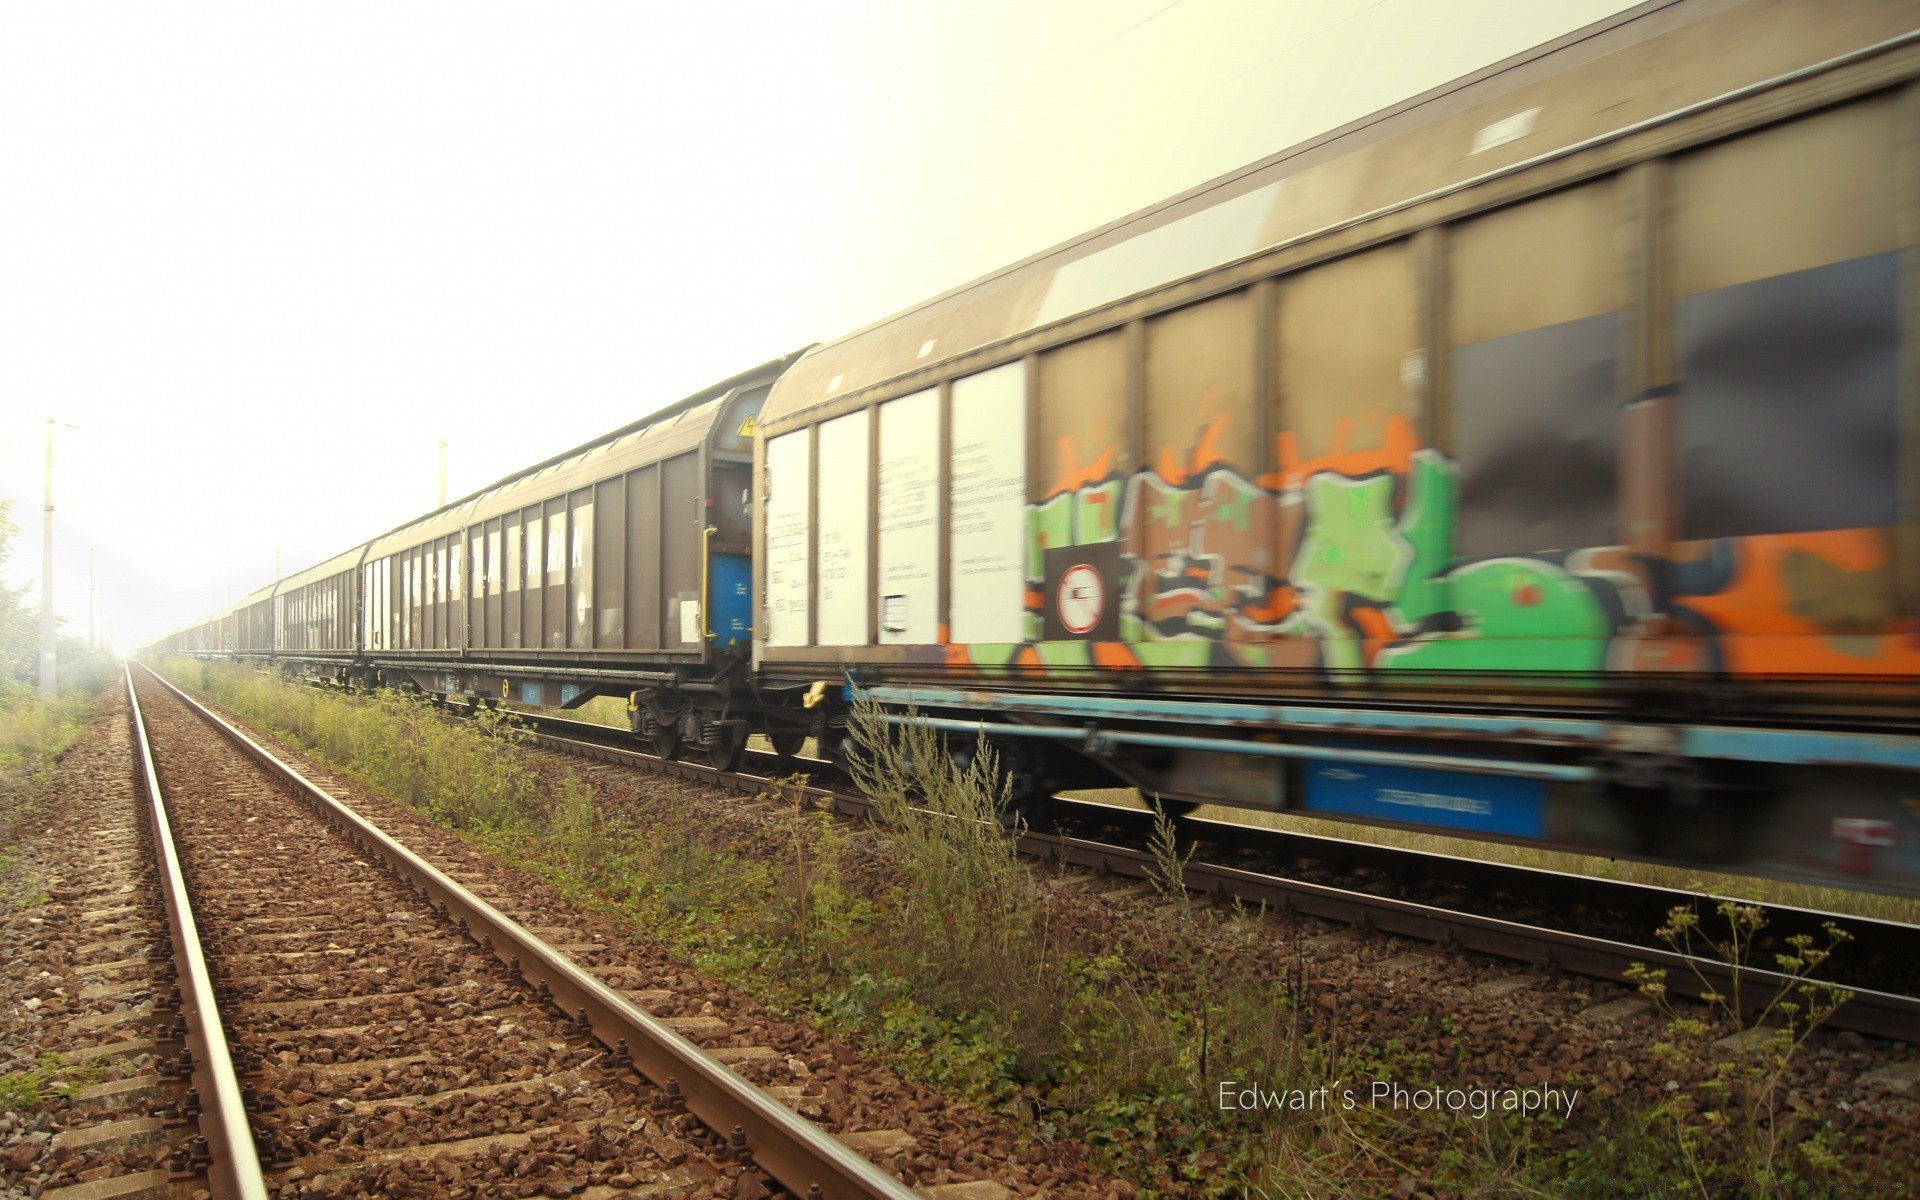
[437,439,448,508]
[89,548,96,649]
[40,417,56,699]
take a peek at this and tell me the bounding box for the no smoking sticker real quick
[1057,564,1104,635]
[1042,544,1119,640]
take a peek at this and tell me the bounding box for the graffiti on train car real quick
[985,412,1920,680]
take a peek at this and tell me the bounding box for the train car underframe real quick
[847,682,1920,899]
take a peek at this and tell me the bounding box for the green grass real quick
[0,1054,108,1113]
[0,654,120,852]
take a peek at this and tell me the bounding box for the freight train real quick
[153,0,1920,896]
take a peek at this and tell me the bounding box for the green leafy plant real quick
[1625,901,1857,1197]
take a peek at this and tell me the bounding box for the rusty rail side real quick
[124,667,271,1200]
[137,664,917,1200]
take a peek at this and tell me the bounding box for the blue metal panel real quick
[709,553,753,649]
[1303,761,1548,839]
[1682,726,1920,771]
[519,682,544,705]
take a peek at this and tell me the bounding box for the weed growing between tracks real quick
[0,1053,107,1114]
[152,662,1909,1198]
[1,652,120,859]
[1616,903,1862,1198]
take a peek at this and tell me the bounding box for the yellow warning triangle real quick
[736,413,757,437]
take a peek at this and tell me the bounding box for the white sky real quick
[0,0,1638,650]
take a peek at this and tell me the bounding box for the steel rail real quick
[477,706,1920,1044]
[124,666,271,1200]
[135,664,918,1200]
[1018,822,1920,1043]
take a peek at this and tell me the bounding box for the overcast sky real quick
[0,0,1637,650]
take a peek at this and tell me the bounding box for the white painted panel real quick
[765,431,812,646]
[949,362,1027,644]
[816,410,871,645]
[877,387,940,645]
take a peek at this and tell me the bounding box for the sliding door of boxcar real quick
[522,508,543,649]
[501,516,519,649]
[485,520,503,649]
[625,464,662,649]
[469,531,485,648]
[595,477,625,649]
[544,497,567,650]
[661,454,702,650]
[569,489,593,649]
[451,535,466,650]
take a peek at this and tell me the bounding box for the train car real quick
[232,587,275,656]
[273,543,366,670]
[753,0,1920,893]
[322,354,804,769]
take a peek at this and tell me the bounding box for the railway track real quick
[124,664,927,1200]
[478,703,1920,1046]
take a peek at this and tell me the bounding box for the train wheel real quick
[639,712,681,760]
[768,731,807,761]
[704,725,747,772]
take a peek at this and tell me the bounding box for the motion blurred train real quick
[153,0,1920,896]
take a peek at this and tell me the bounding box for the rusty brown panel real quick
[1277,242,1422,461]
[1675,95,1897,295]
[1619,160,1677,567]
[1451,180,1623,345]
[626,466,662,650]
[1144,289,1258,481]
[1448,181,1627,556]
[1622,395,1677,558]
[1035,330,1129,502]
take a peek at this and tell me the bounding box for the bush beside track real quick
[149,658,1917,1198]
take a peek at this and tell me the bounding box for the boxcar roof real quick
[277,542,372,594]
[357,352,801,560]
[761,0,1918,430]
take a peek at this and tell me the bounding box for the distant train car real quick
[753,0,1920,885]
[314,354,799,769]
[276,544,364,663]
